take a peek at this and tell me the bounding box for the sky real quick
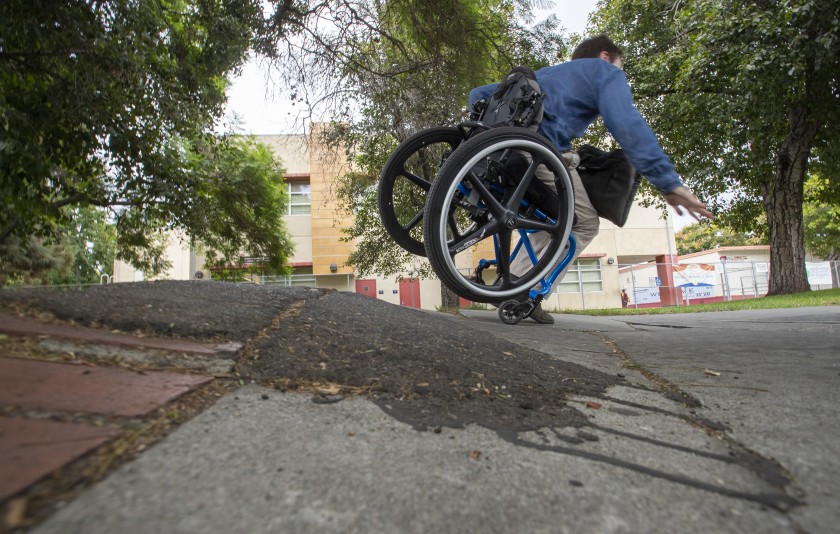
[223,0,697,230]
[223,1,600,135]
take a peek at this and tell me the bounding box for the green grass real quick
[551,288,840,316]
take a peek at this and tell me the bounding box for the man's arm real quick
[597,69,683,194]
[596,68,713,220]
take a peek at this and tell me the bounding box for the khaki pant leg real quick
[509,152,600,293]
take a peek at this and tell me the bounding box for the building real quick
[114,125,684,311]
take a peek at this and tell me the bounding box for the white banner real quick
[673,264,717,287]
[806,262,833,285]
[633,287,661,305]
[682,286,715,300]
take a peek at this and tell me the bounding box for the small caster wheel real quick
[498,299,526,325]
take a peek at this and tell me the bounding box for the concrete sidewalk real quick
[459,306,840,533]
[1,284,837,533]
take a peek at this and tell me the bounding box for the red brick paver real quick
[0,416,120,501]
[0,357,212,417]
[0,313,242,356]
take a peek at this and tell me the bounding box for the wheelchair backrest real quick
[472,66,544,131]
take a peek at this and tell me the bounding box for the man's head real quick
[572,35,624,68]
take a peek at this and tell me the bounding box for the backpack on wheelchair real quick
[377,66,577,324]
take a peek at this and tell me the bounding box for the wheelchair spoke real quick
[447,220,496,255]
[496,230,513,284]
[402,209,424,231]
[400,169,432,191]
[505,155,541,212]
[465,170,505,216]
[516,218,558,233]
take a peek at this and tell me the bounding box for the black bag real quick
[576,145,641,227]
[474,66,544,130]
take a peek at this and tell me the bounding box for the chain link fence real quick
[613,259,838,310]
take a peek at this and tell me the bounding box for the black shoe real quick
[529,304,554,324]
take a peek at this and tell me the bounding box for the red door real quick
[355,279,376,298]
[399,278,421,308]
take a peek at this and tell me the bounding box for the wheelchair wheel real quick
[423,127,575,303]
[378,127,464,256]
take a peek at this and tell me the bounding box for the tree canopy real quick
[0,205,115,286]
[260,0,572,279]
[591,0,840,294]
[675,222,764,256]
[1,0,296,280]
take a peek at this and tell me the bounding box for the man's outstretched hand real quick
[664,186,714,221]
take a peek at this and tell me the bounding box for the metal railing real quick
[256,274,318,287]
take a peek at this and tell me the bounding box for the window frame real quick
[287,181,311,216]
[556,258,603,294]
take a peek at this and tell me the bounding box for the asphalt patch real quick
[0,281,323,341]
[245,291,622,437]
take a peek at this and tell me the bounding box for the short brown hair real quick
[571,35,624,62]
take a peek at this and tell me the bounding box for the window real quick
[557,259,603,293]
[287,182,311,215]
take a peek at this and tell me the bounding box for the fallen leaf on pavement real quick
[315,383,342,395]
[4,497,28,529]
[703,369,721,377]
[470,449,482,460]
[585,401,602,409]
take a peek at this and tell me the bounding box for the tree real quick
[675,221,764,256]
[1,0,297,275]
[0,206,115,286]
[111,135,295,276]
[52,206,116,284]
[261,0,571,281]
[591,0,840,295]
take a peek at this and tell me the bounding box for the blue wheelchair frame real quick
[457,179,576,320]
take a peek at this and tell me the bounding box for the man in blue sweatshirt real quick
[469,35,713,323]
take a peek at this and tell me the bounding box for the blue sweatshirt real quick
[469,58,683,194]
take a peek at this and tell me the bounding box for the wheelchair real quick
[377,113,577,325]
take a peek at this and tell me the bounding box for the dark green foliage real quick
[1,0,295,281]
[0,206,115,286]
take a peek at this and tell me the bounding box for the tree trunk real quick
[440,284,461,309]
[764,102,818,295]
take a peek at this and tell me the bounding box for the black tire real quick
[377,127,464,256]
[423,127,575,303]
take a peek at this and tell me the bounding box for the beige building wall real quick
[112,231,206,283]
[259,135,309,174]
[308,124,355,276]
[284,214,312,264]
[255,134,314,267]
